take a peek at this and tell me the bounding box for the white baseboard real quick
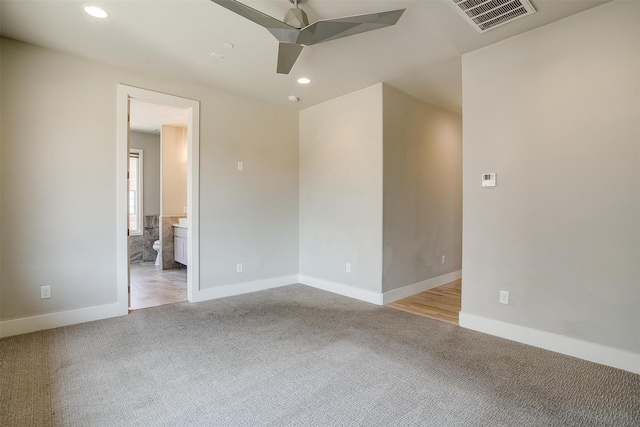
[190,275,299,303]
[299,275,383,305]
[459,312,640,374]
[382,270,462,304]
[1,275,298,337]
[0,302,124,339]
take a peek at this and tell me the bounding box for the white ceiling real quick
[1,0,609,113]
[129,99,189,134]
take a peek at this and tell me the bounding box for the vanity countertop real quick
[172,224,187,229]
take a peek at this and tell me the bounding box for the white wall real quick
[382,84,462,292]
[130,131,160,216]
[0,38,299,323]
[161,125,187,217]
[199,92,299,287]
[461,1,639,356]
[299,84,384,293]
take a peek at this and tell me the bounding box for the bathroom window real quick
[129,149,144,236]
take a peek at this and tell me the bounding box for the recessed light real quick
[223,43,235,49]
[83,5,109,19]
[210,52,225,60]
[297,77,311,85]
[288,95,300,102]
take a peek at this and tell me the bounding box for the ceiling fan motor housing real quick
[284,7,309,28]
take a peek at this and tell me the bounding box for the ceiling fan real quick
[210,0,405,74]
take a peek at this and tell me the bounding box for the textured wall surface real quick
[0,38,299,321]
[130,131,160,216]
[461,1,640,353]
[382,84,462,292]
[299,84,383,292]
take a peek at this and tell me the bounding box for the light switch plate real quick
[41,286,51,299]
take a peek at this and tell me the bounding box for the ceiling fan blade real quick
[210,2,405,74]
[277,43,304,74]
[210,0,299,43]
[296,9,405,46]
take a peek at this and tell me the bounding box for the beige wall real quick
[461,1,640,353]
[0,37,299,321]
[161,125,187,217]
[299,83,463,296]
[130,131,160,216]
[299,84,384,292]
[382,84,462,292]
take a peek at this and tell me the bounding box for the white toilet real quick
[152,240,161,266]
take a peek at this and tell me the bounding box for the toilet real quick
[152,240,161,266]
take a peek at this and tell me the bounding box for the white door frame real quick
[116,85,200,314]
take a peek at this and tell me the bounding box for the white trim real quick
[117,85,200,311]
[116,85,131,316]
[459,312,640,374]
[186,104,200,303]
[190,275,299,303]
[382,270,462,304]
[0,303,122,338]
[299,275,383,305]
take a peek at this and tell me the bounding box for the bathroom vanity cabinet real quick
[173,225,188,266]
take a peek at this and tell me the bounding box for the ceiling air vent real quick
[447,0,536,33]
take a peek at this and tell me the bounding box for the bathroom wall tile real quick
[143,216,153,230]
[143,215,160,262]
[143,229,159,262]
[129,235,144,263]
[144,215,159,230]
[161,215,186,270]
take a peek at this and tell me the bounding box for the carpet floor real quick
[1,284,638,426]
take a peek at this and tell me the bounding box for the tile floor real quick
[129,262,187,310]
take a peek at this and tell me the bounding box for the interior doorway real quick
[128,100,189,310]
[116,85,200,315]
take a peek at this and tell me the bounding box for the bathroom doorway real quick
[128,101,189,309]
[116,86,200,315]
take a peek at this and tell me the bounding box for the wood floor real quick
[387,279,461,324]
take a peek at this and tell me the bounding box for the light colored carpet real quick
[1,284,638,426]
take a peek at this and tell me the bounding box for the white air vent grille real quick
[448,0,536,33]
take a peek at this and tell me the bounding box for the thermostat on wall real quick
[482,172,496,187]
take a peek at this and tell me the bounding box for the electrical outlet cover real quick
[499,290,509,304]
